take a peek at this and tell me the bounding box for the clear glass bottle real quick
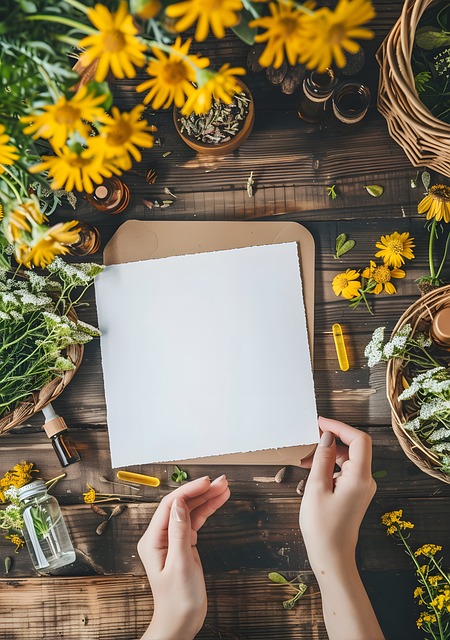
[297,68,338,124]
[330,82,371,130]
[18,480,76,572]
[68,220,101,257]
[85,178,130,214]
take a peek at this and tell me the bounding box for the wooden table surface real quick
[2,2,449,638]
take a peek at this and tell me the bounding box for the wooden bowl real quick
[173,80,255,155]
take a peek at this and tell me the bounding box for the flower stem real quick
[25,14,96,35]
[435,231,450,280]
[429,218,438,279]
[62,0,89,14]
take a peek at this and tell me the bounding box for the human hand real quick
[138,475,230,640]
[299,417,376,573]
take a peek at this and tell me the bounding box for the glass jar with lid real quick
[18,479,76,572]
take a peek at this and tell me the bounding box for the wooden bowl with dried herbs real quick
[173,80,255,155]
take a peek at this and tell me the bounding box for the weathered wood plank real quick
[0,570,423,640]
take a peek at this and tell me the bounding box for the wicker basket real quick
[387,285,450,484]
[377,0,450,178]
[0,307,84,435]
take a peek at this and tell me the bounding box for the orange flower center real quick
[55,103,81,126]
[163,61,189,85]
[430,184,450,202]
[335,274,349,289]
[104,30,126,53]
[329,23,346,45]
[387,240,404,254]
[372,265,391,283]
[106,122,133,146]
[280,16,300,35]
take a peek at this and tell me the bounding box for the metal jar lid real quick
[432,306,450,345]
[17,479,47,502]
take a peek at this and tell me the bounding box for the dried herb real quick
[268,571,307,609]
[110,504,127,518]
[326,184,338,200]
[164,187,177,199]
[246,171,254,198]
[296,478,306,496]
[4,556,12,574]
[334,233,355,259]
[96,520,109,536]
[145,168,157,185]
[171,465,188,483]
[178,92,250,145]
[274,467,287,483]
[363,184,384,197]
[90,504,108,517]
[422,170,431,193]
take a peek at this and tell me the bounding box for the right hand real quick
[299,417,376,571]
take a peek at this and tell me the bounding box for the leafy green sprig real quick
[268,571,307,609]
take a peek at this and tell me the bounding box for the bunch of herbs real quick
[0,256,102,418]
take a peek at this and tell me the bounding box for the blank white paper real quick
[95,242,317,467]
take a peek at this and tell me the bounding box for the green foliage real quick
[334,233,355,260]
[415,71,432,93]
[268,571,308,609]
[171,465,188,483]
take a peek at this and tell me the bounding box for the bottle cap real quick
[17,479,47,501]
[44,416,68,438]
[432,306,450,345]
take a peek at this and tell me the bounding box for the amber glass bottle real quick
[85,178,130,214]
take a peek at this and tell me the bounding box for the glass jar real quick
[85,178,130,214]
[330,82,371,130]
[297,68,338,124]
[430,306,450,350]
[18,479,76,571]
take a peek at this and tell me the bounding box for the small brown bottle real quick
[297,68,338,124]
[430,306,450,350]
[86,178,130,214]
[42,404,81,467]
[68,220,101,256]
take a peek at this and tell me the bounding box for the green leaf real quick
[282,584,307,609]
[363,185,384,197]
[414,71,432,94]
[335,233,346,253]
[231,9,257,46]
[415,27,450,50]
[422,171,431,192]
[337,240,355,258]
[372,470,387,479]
[268,571,288,584]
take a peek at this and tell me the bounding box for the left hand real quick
[138,475,230,640]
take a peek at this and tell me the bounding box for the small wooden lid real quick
[432,306,450,344]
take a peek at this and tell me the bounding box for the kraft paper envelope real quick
[101,221,318,466]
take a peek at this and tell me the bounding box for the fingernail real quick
[197,475,210,481]
[320,431,334,447]
[211,474,226,484]
[172,498,186,522]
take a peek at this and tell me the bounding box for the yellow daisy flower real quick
[297,0,375,72]
[250,1,308,68]
[79,1,147,82]
[21,86,108,150]
[30,145,117,194]
[418,184,450,223]
[414,544,443,558]
[136,37,210,109]
[5,534,25,553]
[17,220,80,269]
[83,484,97,504]
[181,64,246,115]
[362,260,405,295]
[0,124,19,170]
[4,197,47,243]
[93,105,156,171]
[375,231,415,268]
[332,269,361,299]
[166,0,242,42]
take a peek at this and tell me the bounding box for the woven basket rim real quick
[386,284,450,484]
[377,0,450,177]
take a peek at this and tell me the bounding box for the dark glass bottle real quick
[297,68,338,124]
[42,405,81,467]
[85,177,130,214]
[68,220,101,256]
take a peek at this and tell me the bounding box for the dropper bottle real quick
[42,404,81,467]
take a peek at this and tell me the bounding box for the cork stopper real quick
[95,185,109,199]
[44,416,68,438]
[432,306,450,346]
